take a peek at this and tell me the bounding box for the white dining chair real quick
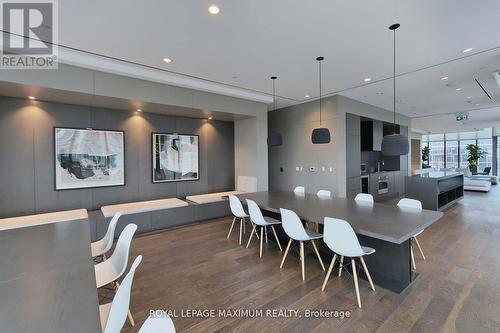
[397,198,426,270]
[354,193,374,205]
[227,195,251,245]
[293,186,305,194]
[95,223,137,326]
[321,217,375,308]
[246,199,283,257]
[92,212,122,259]
[279,208,325,280]
[100,255,142,333]
[317,190,331,198]
[138,316,176,333]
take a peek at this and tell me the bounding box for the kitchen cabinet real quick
[361,120,383,151]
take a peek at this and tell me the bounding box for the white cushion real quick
[236,176,257,192]
[464,178,491,192]
[186,191,244,204]
[0,209,88,231]
[101,198,188,218]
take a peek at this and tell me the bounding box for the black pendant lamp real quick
[311,56,331,144]
[267,76,283,146]
[381,23,409,156]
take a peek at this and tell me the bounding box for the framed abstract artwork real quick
[54,127,125,190]
[152,133,199,183]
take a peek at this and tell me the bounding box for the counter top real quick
[410,171,463,180]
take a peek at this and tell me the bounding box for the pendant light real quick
[381,23,409,156]
[267,76,283,146]
[311,56,331,144]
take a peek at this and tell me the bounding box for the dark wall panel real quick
[0,96,235,218]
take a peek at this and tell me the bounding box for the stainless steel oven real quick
[378,175,389,194]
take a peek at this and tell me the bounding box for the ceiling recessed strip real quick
[474,78,492,99]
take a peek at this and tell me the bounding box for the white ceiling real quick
[10,0,500,126]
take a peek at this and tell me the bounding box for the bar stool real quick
[397,198,426,270]
[227,195,251,245]
[279,208,325,280]
[321,217,375,308]
[246,199,283,257]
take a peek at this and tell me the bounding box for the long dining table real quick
[235,191,444,293]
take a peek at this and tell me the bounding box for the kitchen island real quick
[405,171,464,211]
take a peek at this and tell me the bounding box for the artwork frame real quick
[151,132,200,183]
[54,127,126,190]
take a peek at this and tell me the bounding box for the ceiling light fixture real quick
[467,96,472,99]
[136,109,142,112]
[475,103,481,106]
[381,23,409,157]
[208,5,220,15]
[208,116,213,120]
[455,88,462,91]
[163,57,172,64]
[441,76,449,80]
[305,95,310,98]
[28,96,35,100]
[311,56,331,144]
[267,76,283,147]
[364,78,372,82]
[462,47,474,53]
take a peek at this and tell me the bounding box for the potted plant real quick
[466,144,487,174]
[421,146,431,169]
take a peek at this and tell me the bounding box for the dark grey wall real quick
[0,96,234,218]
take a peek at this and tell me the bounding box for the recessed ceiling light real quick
[455,88,462,91]
[441,76,449,80]
[462,47,474,53]
[208,116,213,120]
[28,96,35,100]
[363,78,371,82]
[475,103,481,106]
[136,109,142,112]
[208,5,220,15]
[467,96,472,99]
[305,95,310,98]
[163,57,172,64]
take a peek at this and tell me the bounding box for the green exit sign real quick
[456,113,469,121]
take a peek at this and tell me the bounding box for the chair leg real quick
[239,219,244,245]
[311,240,325,271]
[300,241,305,281]
[243,218,246,234]
[411,245,416,270]
[265,226,268,243]
[271,225,283,251]
[360,256,375,291]
[246,224,256,248]
[321,254,337,291]
[280,239,292,268]
[260,227,264,257]
[338,256,344,277]
[413,236,426,260]
[352,259,362,308]
[227,217,236,239]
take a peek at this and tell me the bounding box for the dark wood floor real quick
[116,187,500,332]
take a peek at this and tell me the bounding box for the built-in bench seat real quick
[0,209,88,231]
[186,191,244,204]
[464,178,491,192]
[101,198,189,218]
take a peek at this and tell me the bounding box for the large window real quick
[478,138,493,173]
[459,140,476,169]
[421,129,494,172]
[428,141,444,169]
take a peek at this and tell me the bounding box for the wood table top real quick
[236,191,444,244]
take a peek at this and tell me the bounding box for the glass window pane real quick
[428,134,444,142]
[476,128,492,139]
[428,141,444,169]
[459,140,476,169]
[459,132,477,140]
[445,140,459,168]
[477,138,493,173]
